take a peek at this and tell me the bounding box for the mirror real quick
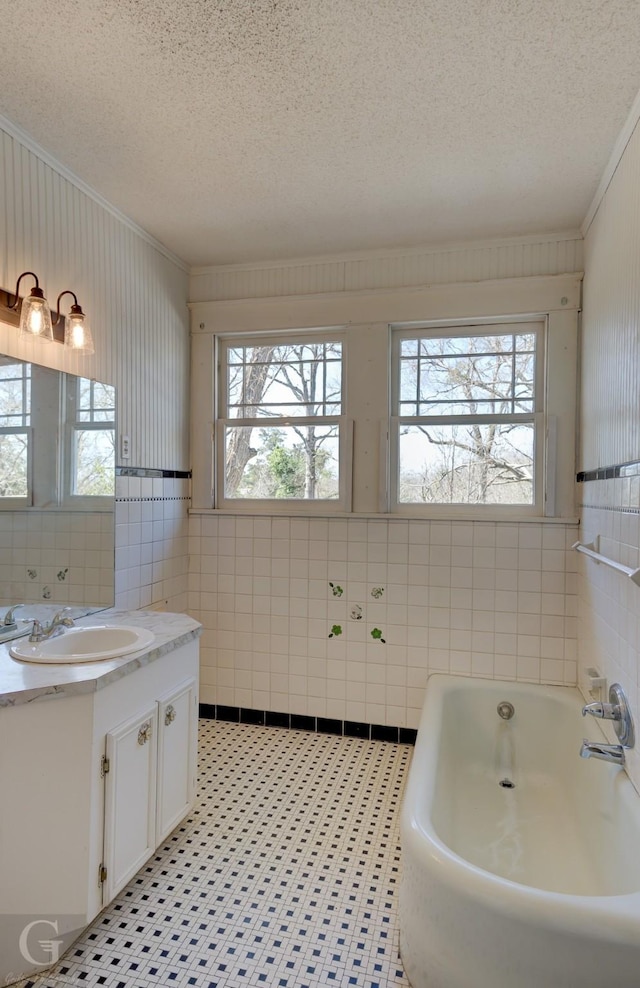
[0,352,115,610]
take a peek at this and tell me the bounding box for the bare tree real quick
[225,345,277,496]
[399,333,535,504]
[224,342,341,499]
[0,360,30,497]
[272,343,340,498]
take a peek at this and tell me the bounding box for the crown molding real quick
[0,113,189,273]
[582,85,640,237]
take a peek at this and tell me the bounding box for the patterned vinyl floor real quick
[21,721,413,988]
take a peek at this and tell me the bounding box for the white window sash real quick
[215,417,352,513]
[215,329,348,511]
[390,319,546,515]
[0,425,32,508]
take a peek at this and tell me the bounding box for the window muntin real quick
[0,358,31,500]
[67,378,116,498]
[393,323,543,510]
[218,335,346,506]
[227,341,342,418]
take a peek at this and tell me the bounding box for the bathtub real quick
[399,675,640,988]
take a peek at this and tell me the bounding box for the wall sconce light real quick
[0,271,93,353]
[53,291,95,354]
[13,271,54,342]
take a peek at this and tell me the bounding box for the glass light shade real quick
[19,292,53,342]
[65,311,94,354]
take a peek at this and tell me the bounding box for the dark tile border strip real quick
[199,703,417,745]
[116,466,192,479]
[577,459,640,482]
[115,496,191,502]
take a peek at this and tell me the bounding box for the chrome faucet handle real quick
[28,620,44,642]
[582,701,621,720]
[582,684,635,749]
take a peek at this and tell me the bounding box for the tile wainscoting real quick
[115,472,190,612]
[578,474,640,793]
[189,514,579,730]
[0,509,113,607]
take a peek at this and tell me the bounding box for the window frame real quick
[0,357,32,507]
[389,318,547,518]
[61,375,116,510]
[215,329,352,513]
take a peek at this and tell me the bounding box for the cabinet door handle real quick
[137,721,152,745]
[165,704,177,727]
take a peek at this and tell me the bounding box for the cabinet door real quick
[103,704,158,902]
[156,678,197,843]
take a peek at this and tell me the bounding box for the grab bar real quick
[572,540,640,586]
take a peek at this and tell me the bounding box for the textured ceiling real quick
[0,0,639,266]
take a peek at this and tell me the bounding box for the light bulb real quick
[29,305,43,334]
[64,307,94,354]
[19,290,53,342]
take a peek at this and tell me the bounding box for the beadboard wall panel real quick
[0,123,190,614]
[0,126,190,471]
[190,233,583,303]
[578,118,640,795]
[580,120,640,472]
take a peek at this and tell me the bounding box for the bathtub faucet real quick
[580,683,635,757]
[580,684,635,765]
[580,740,625,765]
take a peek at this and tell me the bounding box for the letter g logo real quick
[18,919,63,966]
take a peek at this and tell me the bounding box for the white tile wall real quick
[0,509,113,606]
[577,487,640,792]
[115,475,190,612]
[189,514,578,729]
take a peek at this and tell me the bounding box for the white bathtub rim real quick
[401,673,640,941]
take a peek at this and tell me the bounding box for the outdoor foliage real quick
[224,341,341,499]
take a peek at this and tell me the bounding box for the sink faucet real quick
[29,608,75,643]
[3,604,24,630]
[580,740,625,765]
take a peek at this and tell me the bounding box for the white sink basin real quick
[10,625,155,663]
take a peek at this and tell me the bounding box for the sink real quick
[10,625,155,663]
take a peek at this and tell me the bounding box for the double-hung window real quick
[391,321,544,513]
[217,332,349,510]
[0,357,31,504]
[64,377,116,502]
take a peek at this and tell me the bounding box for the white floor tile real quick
[22,721,412,988]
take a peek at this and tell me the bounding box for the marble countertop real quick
[0,609,201,708]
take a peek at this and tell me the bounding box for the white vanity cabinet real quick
[103,703,159,901]
[101,676,198,902]
[156,678,198,842]
[0,628,199,985]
